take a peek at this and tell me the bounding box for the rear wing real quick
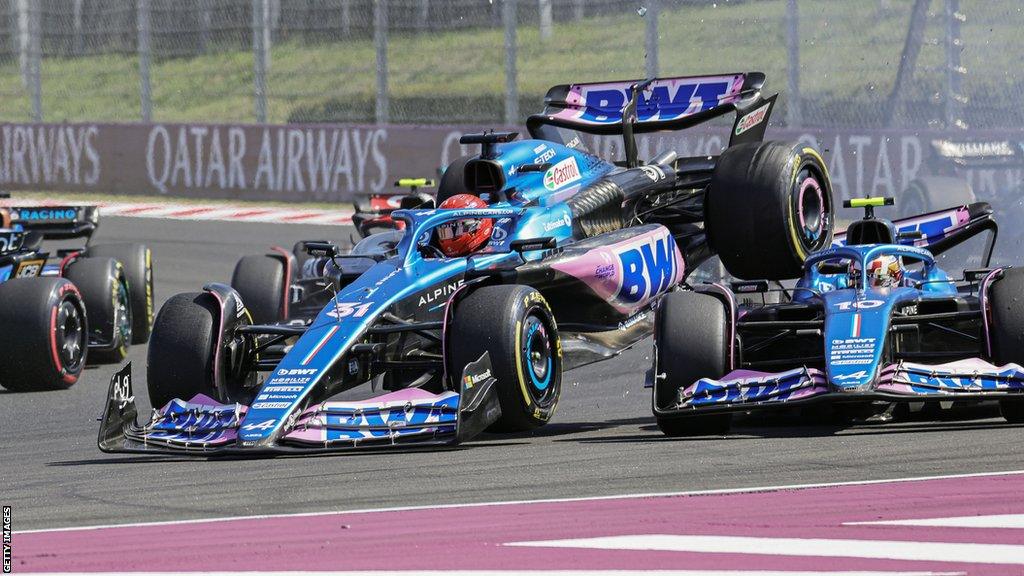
[833,201,999,267]
[527,72,775,166]
[7,205,98,240]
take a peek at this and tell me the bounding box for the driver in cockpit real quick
[849,254,907,288]
[433,194,493,257]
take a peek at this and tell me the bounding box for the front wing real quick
[657,358,1024,416]
[98,359,501,455]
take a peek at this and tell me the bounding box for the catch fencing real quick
[0,0,1021,129]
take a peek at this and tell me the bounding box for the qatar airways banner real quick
[0,121,1020,203]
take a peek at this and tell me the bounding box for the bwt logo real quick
[578,82,731,123]
[616,236,677,303]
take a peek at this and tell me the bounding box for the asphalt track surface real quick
[3,216,1023,538]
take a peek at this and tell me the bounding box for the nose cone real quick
[822,289,901,391]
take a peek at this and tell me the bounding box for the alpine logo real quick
[543,157,581,191]
[616,236,678,303]
[418,279,464,307]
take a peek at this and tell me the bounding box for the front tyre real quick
[988,267,1024,423]
[653,291,732,436]
[706,141,834,280]
[146,292,220,409]
[448,285,561,432]
[86,243,154,344]
[64,257,131,363]
[0,278,87,391]
[231,254,288,325]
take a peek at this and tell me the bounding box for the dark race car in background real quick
[0,203,154,391]
[99,72,839,455]
[650,196,1024,435]
[896,137,1024,265]
[351,178,436,238]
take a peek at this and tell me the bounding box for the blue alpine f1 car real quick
[99,72,838,454]
[650,196,1024,435]
[0,203,153,391]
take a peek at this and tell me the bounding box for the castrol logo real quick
[543,157,581,191]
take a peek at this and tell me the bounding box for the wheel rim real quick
[521,315,554,400]
[795,167,830,252]
[114,278,133,346]
[57,300,85,371]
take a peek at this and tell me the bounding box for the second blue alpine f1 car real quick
[99,72,839,454]
[650,196,1024,435]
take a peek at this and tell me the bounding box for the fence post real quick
[28,1,41,121]
[644,0,658,78]
[539,0,552,41]
[72,0,84,55]
[886,0,929,127]
[138,0,152,122]
[16,0,27,87]
[419,0,430,32]
[503,0,518,125]
[785,0,801,127]
[341,0,351,36]
[944,0,965,129]
[199,0,211,53]
[252,0,268,123]
[374,0,389,124]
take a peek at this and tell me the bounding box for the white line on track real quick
[506,534,1024,565]
[848,514,1024,529]
[23,571,964,576]
[15,468,1024,535]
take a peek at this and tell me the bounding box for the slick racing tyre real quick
[147,292,221,409]
[448,285,561,432]
[231,254,288,324]
[436,155,471,205]
[988,267,1024,423]
[898,177,976,218]
[0,278,87,391]
[64,257,132,363]
[653,291,732,436]
[706,141,834,280]
[86,243,154,344]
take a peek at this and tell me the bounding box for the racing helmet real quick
[849,254,904,288]
[0,207,9,229]
[436,194,493,257]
